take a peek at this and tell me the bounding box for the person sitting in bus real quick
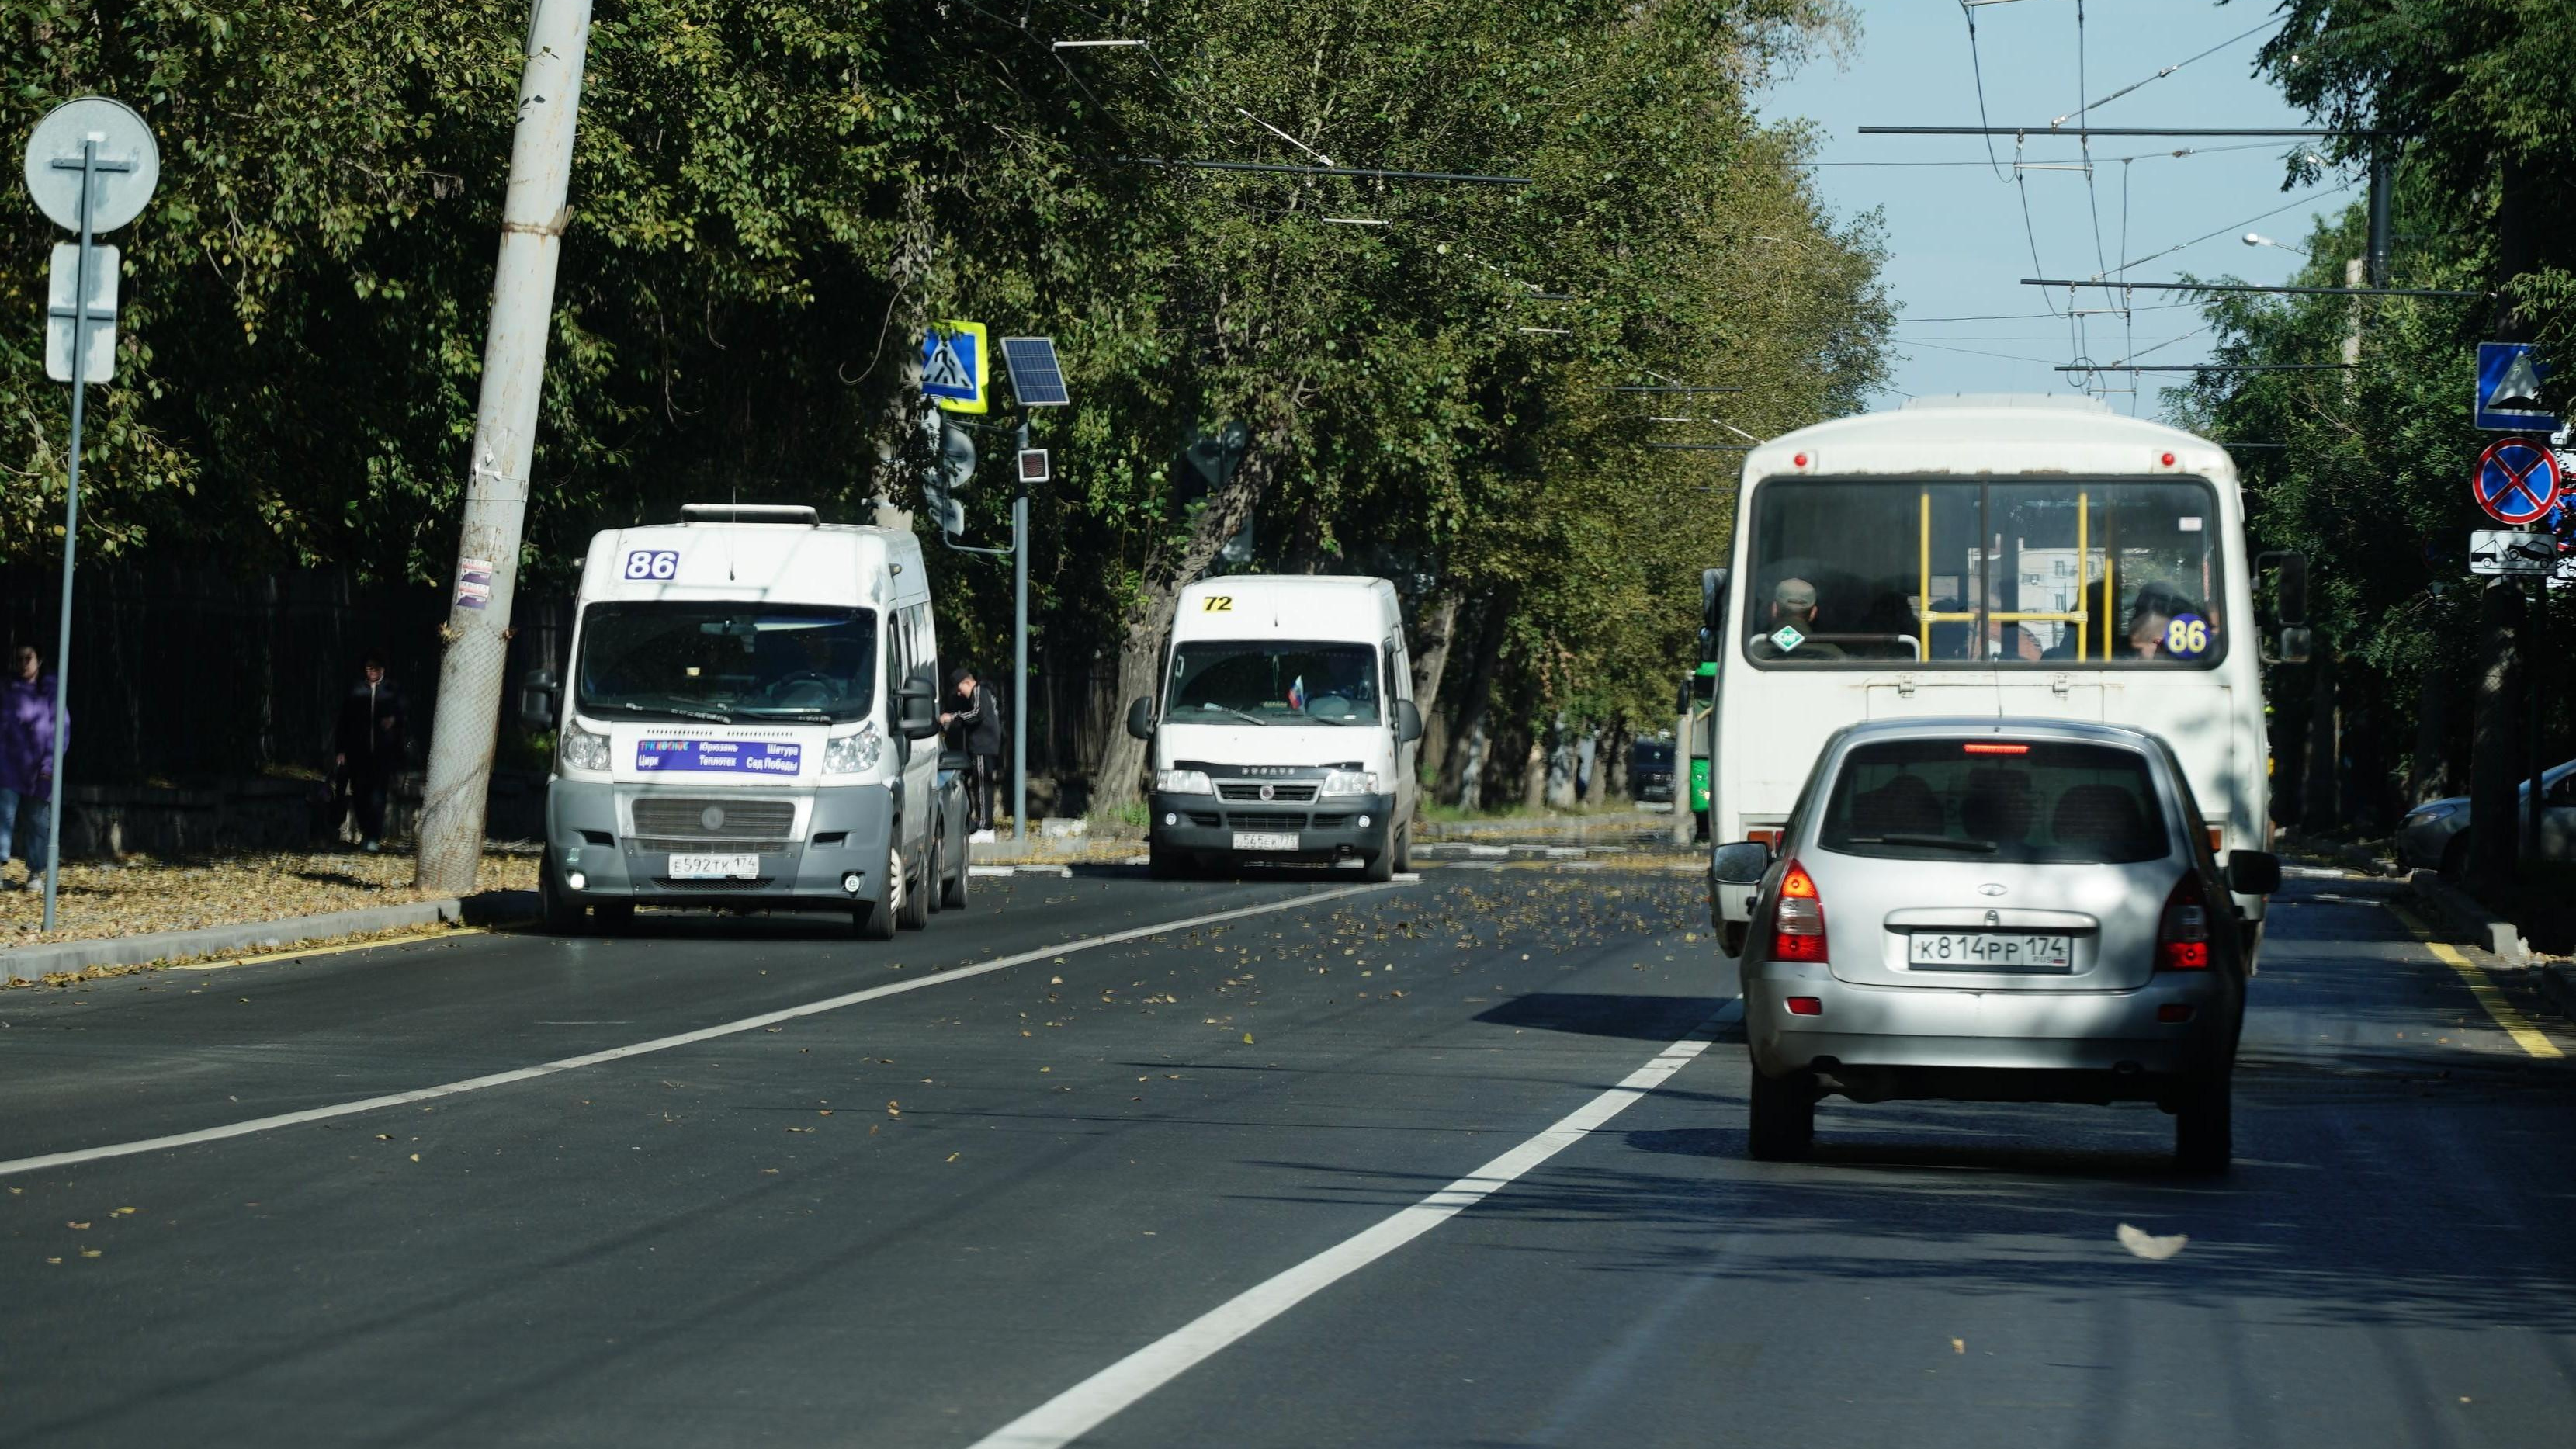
[2041,577,2114,662]
[1926,597,1973,660]
[1748,577,1845,660]
[2124,582,2205,660]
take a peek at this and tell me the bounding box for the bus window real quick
[1749,478,2223,667]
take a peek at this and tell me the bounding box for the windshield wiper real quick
[1187,706,1269,727]
[1853,834,1999,854]
[595,699,734,726]
[737,705,837,722]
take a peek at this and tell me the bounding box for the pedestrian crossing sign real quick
[922,321,988,414]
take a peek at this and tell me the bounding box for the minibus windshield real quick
[577,604,878,723]
[1167,640,1382,726]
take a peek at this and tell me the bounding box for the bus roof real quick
[1742,395,2235,485]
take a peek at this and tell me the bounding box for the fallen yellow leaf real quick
[1242,1033,1255,1045]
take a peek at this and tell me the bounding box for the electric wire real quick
[2052,15,2286,129]
[1958,2,2009,182]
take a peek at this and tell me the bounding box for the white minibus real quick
[539,504,968,938]
[1125,575,1425,881]
[1704,396,2304,954]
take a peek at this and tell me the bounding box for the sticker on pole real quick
[921,321,988,414]
[2470,436,2561,525]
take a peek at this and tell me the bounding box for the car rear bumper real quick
[1147,790,1395,861]
[1744,968,2238,1091]
[546,778,896,908]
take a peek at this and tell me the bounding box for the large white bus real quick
[1704,395,2304,953]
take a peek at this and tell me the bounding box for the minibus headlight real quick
[1319,770,1381,797]
[558,722,611,773]
[1155,769,1214,796]
[825,723,884,775]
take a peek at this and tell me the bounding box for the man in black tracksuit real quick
[334,653,407,852]
[941,666,1003,836]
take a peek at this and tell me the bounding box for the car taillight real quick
[1772,858,1828,962]
[2158,870,2210,971]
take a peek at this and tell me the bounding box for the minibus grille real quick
[1222,811,1309,830]
[631,797,797,852]
[1217,782,1319,802]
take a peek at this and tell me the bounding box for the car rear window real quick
[1818,739,2171,864]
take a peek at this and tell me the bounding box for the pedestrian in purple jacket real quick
[0,644,64,889]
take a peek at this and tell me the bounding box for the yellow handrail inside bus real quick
[1919,490,2090,660]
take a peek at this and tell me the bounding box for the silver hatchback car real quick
[1716,718,2278,1173]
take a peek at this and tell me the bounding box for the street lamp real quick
[2242,232,2310,258]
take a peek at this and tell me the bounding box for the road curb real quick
[2405,869,2531,965]
[2535,963,2576,1021]
[0,891,531,983]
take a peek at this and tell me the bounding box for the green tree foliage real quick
[2,0,1890,799]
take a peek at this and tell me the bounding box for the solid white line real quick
[0,884,1394,1179]
[968,1004,1738,1449]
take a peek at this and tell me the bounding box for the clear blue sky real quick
[1762,1,2360,414]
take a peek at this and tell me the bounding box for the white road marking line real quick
[0,884,1394,1180]
[969,1003,1741,1449]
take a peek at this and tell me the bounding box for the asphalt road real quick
[3,863,2571,1447]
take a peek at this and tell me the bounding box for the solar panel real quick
[999,335,1071,407]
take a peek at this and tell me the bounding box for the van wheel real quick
[1721,920,1749,958]
[895,843,931,931]
[924,821,945,917]
[1361,826,1396,883]
[1747,1068,1815,1160]
[1391,822,1412,874]
[1149,845,1194,880]
[2174,1076,2233,1174]
[539,858,586,934]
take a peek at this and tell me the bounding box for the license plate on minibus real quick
[1232,831,1299,852]
[1908,933,2073,971]
[668,853,759,879]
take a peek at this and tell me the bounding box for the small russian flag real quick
[1286,675,1306,711]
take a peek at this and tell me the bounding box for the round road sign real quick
[22,96,158,234]
[2471,435,2563,526]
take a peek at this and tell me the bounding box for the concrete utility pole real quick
[415,0,594,892]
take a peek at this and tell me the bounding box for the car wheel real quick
[2174,1076,2232,1174]
[1721,920,1749,958]
[896,841,931,931]
[539,857,586,934]
[941,823,971,909]
[1747,1067,1815,1160]
[1149,845,1194,880]
[2440,832,2470,882]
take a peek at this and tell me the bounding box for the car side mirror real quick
[2266,625,2314,665]
[2224,850,2281,897]
[1701,567,1729,664]
[1711,840,1770,886]
[2257,549,2309,626]
[1395,698,1423,744]
[1125,695,1155,741]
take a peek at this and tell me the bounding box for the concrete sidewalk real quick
[2,891,536,984]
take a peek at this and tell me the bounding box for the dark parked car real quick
[1630,740,1676,803]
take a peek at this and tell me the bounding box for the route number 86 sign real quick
[623,549,680,581]
[2163,613,2213,660]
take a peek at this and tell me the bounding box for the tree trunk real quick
[2470,578,2524,889]
[1409,588,1462,715]
[1087,445,1279,812]
[1437,595,1510,804]
[1520,729,1548,811]
[1603,717,1629,799]
[2411,653,2454,806]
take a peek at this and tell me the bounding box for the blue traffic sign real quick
[920,321,987,413]
[2471,436,2563,525]
[2477,342,2560,433]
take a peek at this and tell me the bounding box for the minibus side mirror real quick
[1701,567,1729,662]
[896,676,940,740]
[2224,850,2282,897]
[2266,625,2314,665]
[2257,550,2308,626]
[1711,840,1770,886]
[518,668,560,732]
[1125,695,1155,741]
[1395,699,1423,744]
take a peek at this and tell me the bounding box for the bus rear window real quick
[1818,739,2172,864]
[1746,479,2223,667]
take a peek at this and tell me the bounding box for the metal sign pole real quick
[2532,577,2547,854]
[1013,413,1030,844]
[38,140,96,933]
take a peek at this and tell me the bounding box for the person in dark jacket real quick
[941,665,1003,837]
[334,653,407,852]
[0,644,63,889]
